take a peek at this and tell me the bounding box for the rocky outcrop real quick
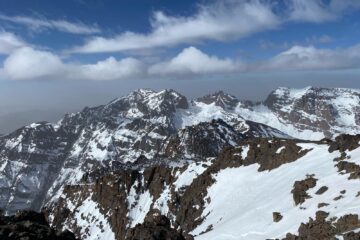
[0,211,76,240]
[336,161,360,179]
[315,186,328,195]
[284,211,360,240]
[329,134,360,153]
[291,175,317,206]
[273,212,283,222]
[241,138,309,171]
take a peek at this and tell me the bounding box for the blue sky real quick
[1,0,360,80]
[2,0,360,132]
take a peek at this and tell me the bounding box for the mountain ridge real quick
[1,87,360,239]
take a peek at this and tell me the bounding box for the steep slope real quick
[45,135,360,240]
[0,122,76,215]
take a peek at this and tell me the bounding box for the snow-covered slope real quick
[193,142,359,239]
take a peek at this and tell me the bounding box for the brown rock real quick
[315,186,328,195]
[283,212,360,240]
[273,212,283,222]
[291,176,317,205]
[336,161,360,179]
[329,134,360,153]
[334,195,344,201]
[125,215,189,240]
[334,214,360,233]
[344,231,360,240]
[318,203,329,208]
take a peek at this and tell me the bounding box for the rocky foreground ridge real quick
[1,87,360,239]
[0,211,76,240]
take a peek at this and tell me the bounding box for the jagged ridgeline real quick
[1,87,360,239]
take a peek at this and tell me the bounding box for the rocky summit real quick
[0,210,76,240]
[1,87,360,239]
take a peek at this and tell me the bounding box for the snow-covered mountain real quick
[236,87,360,140]
[0,89,288,215]
[1,87,360,239]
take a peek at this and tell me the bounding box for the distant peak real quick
[103,88,188,117]
[272,86,360,100]
[195,90,239,109]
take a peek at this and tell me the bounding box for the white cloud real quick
[74,57,145,81]
[0,14,101,34]
[261,45,360,71]
[149,46,239,75]
[3,43,360,81]
[0,31,26,54]
[70,1,280,53]
[3,47,65,80]
[1,47,144,81]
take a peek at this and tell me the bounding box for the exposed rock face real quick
[329,134,360,153]
[0,211,76,240]
[0,123,77,215]
[291,175,317,205]
[163,119,243,159]
[125,215,189,240]
[241,138,309,171]
[264,87,360,138]
[336,161,360,179]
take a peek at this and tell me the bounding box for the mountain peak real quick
[98,88,189,120]
[195,90,238,109]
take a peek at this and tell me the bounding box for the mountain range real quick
[1,87,360,239]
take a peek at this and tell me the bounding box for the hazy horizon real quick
[2,71,360,134]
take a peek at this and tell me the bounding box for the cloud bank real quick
[2,44,360,81]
